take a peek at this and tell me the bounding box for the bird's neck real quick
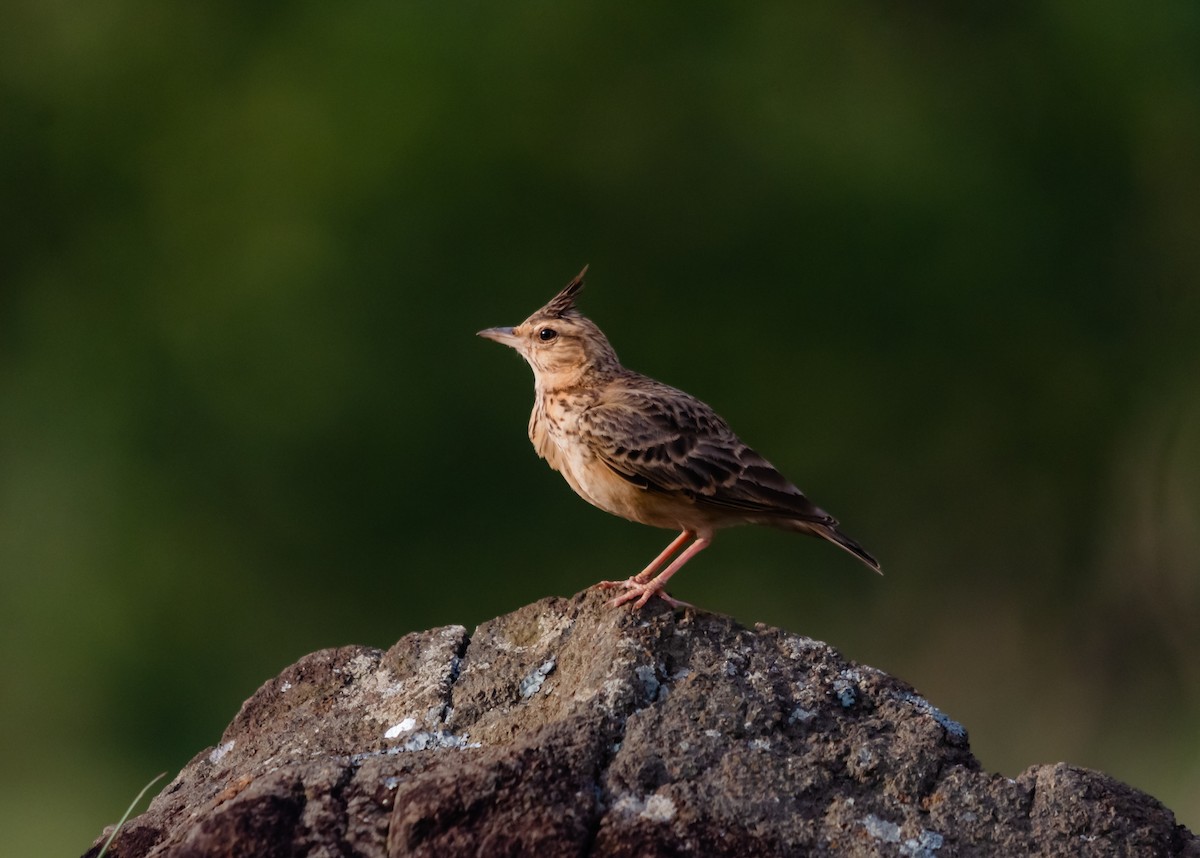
[532,362,620,396]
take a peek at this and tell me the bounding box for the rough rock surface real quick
[86,589,1197,857]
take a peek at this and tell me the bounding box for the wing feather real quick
[580,378,835,526]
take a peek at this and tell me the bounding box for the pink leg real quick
[597,529,693,591]
[609,535,711,610]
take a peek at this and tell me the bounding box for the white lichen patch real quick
[352,729,482,764]
[399,730,480,752]
[749,738,771,751]
[384,717,417,739]
[788,706,817,724]
[832,678,858,708]
[862,813,901,844]
[519,659,556,698]
[209,741,235,765]
[614,793,677,823]
[634,664,660,699]
[831,668,865,707]
[860,814,943,857]
[903,830,944,856]
[895,691,966,740]
[642,794,677,823]
[280,680,292,693]
[781,634,832,660]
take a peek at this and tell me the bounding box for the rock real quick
[85,589,1197,857]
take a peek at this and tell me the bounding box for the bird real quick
[477,266,880,610]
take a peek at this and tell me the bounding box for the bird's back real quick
[578,371,839,529]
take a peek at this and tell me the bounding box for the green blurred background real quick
[4,2,1199,853]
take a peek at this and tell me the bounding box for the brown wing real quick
[579,378,837,526]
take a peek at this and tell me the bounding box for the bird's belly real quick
[557,445,691,530]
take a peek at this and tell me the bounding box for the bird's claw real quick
[595,579,691,610]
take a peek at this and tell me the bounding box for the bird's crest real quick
[539,264,589,318]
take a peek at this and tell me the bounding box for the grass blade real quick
[96,771,167,858]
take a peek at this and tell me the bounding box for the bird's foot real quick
[595,578,691,610]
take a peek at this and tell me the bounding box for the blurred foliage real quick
[2,1,1199,853]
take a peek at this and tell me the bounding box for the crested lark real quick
[478,266,880,609]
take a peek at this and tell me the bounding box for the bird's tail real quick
[791,520,882,574]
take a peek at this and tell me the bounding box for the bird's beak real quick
[477,326,521,349]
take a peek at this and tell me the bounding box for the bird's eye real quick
[538,328,558,342]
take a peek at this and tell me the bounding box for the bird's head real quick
[478,265,620,388]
